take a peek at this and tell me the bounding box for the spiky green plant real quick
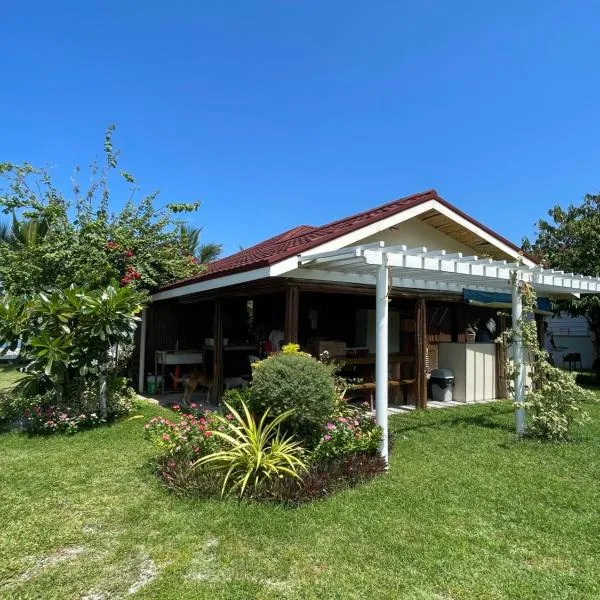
[192,401,308,498]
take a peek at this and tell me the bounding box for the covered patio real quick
[297,242,600,463]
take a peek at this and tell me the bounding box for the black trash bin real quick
[430,368,455,402]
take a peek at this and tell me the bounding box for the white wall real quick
[359,218,479,255]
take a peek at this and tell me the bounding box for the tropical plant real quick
[192,400,308,498]
[0,282,142,415]
[179,224,223,264]
[0,126,209,296]
[249,351,336,445]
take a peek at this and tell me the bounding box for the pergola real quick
[299,242,600,464]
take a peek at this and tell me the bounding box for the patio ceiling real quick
[298,242,600,297]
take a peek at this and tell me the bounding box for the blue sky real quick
[1,1,599,256]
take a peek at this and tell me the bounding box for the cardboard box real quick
[311,340,347,357]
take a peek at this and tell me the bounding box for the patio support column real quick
[137,307,147,394]
[284,285,299,344]
[212,300,223,404]
[375,252,389,466]
[511,274,526,434]
[415,297,428,408]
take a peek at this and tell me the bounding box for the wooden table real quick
[339,353,414,366]
[155,350,204,394]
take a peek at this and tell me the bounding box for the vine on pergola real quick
[500,273,593,441]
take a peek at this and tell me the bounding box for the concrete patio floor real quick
[143,390,501,416]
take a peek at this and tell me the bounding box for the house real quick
[138,188,600,462]
[546,312,595,369]
[138,189,533,399]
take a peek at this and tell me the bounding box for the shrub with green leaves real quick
[524,365,594,441]
[249,351,336,444]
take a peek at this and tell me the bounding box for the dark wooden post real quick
[284,286,300,344]
[415,297,428,409]
[211,300,223,404]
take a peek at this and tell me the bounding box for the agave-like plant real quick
[192,400,308,498]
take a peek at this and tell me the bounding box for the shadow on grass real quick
[390,402,514,436]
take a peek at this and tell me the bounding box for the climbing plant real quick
[501,273,593,441]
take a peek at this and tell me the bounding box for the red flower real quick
[124,250,135,258]
[204,431,212,438]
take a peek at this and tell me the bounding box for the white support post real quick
[511,275,525,434]
[138,307,148,394]
[375,252,389,465]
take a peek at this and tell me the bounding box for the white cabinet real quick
[437,343,497,402]
[355,309,400,354]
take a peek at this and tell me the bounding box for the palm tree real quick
[179,225,222,264]
[0,214,48,247]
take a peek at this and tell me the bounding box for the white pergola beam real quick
[375,254,389,466]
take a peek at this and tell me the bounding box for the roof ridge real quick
[314,188,439,230]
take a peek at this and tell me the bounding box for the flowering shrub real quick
[312,402,382,463]
[144,405,231,458]
[25,403,105,434]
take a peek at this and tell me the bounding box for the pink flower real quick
[323,434,332,441]
[161,433,170,441]
[190,403,197,409]
[204,431,212,438]
[339,417,348,423]
[172,405,180,412]
[326,422,335,430]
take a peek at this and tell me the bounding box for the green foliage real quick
[193,400,308,498]
[0,127,209,295]
[221,386,252,414]
[0,283,141,421]
[501,276,593,440]
[249,351,336,444]
[524,367,594,441]
[0,283,141,382]
[524,193,600,354]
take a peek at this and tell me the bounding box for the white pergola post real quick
[375,253,389,465]
[511,274,526,434]
[138,307,148,394]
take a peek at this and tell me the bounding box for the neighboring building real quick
[547,313,595,369]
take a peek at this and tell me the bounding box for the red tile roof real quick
[160,189,524,292]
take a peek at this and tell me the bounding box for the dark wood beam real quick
[284,286,300,344]
[415,297,428,409]
[211,300,223,404]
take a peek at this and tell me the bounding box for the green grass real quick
[2,397,600,599]
[0,363,24,390]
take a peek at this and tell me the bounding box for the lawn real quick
[1,395,600,599]
[0,363,23,390]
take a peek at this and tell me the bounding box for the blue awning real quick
[463,289,552,313]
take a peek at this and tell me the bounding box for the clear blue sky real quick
[2,1,598,256]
